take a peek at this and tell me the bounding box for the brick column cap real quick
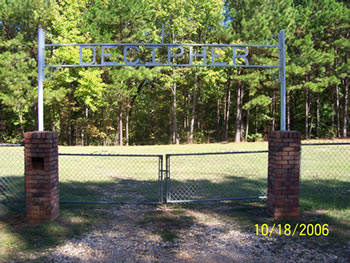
[269,130,301,139]
[25,131,58,139]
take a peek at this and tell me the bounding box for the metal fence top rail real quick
[60,200,161,205]
[0,143,23,147]
[165,150,268,157]
[46,43,279,48]
[167,196,267,203]
[301,142,350,146]
[59,152,163,158]
[58,151,269,158]
[46,64,280,69]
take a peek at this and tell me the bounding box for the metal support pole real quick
[279,30,286,131]
[37,28,45,131]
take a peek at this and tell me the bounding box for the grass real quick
[0,141,349,260]
[0,207,97,262]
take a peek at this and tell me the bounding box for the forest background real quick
[0,0,349,146]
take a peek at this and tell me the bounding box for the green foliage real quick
[247,133,263,142]
[0,0,349,144]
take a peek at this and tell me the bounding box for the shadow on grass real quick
[0,176,25,218]
[300,180,350,211]
[1,174,349,217]
[59,178,161,203]
[167,175,267,201]
[59,175,350,212]
[1,173,349,214]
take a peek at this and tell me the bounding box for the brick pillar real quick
[24,131,59,223]
[267,131,301,220]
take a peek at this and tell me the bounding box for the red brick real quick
[276,160,289,165]
[25,131,59,224]
[38,144,52,148]
[283,147,296,152]
[274,152,289,156]
[282,155,294,160]
[24,132,32,139]
[31,139,43,144]
[45,133,53,139]
[267,131,300,220]
[288,168,299,174]
[288,152,300,156]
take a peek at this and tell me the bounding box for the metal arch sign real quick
[46,43,274,68]
[37,28,286,131]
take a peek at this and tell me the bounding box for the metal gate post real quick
[37,28,45,131]
[279,29,286,131]
[164,154,170,203]
[158,155,164,204]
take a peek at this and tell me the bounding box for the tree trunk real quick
[119,101,123,146]
[336,84,341,138]
[114,123,119,146]
[235,82,243,142]
[223,92,227,138]
[316,95,320,138]
[255,107,258,134]
[81,131,84,146]
[271,91,276,131]
[287,90,290,130]
[172,82,179,145]
[197,104,201,131]
[216,98,221,141]
[67,116,72,146]
[224,84,231,141]
[343,77,348,138]
[18,112,25,139]
[183,92,187,130]
[85,106,88,146]
[183,87,188,130]
[331,103,335,134]
[245,107,250,142]
[34,103,38,131]
[305,87,309,139]
[309,117,314,136]
[68,99,72,145]
[189,74,198,144]
[126,98,130,146]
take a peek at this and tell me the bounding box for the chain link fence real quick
[59,153,163,204]
[300,142,350,206]
[165,151,268,203]
[2,141,349,209]
[0,144,25,216]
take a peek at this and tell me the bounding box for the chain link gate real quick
[58,151,269,204]
[164,151,268,203]
[59,153,163,204]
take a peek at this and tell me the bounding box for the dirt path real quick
[9,204,350,263]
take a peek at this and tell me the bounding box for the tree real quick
[0,0,57,140]
[0,0,349,144]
